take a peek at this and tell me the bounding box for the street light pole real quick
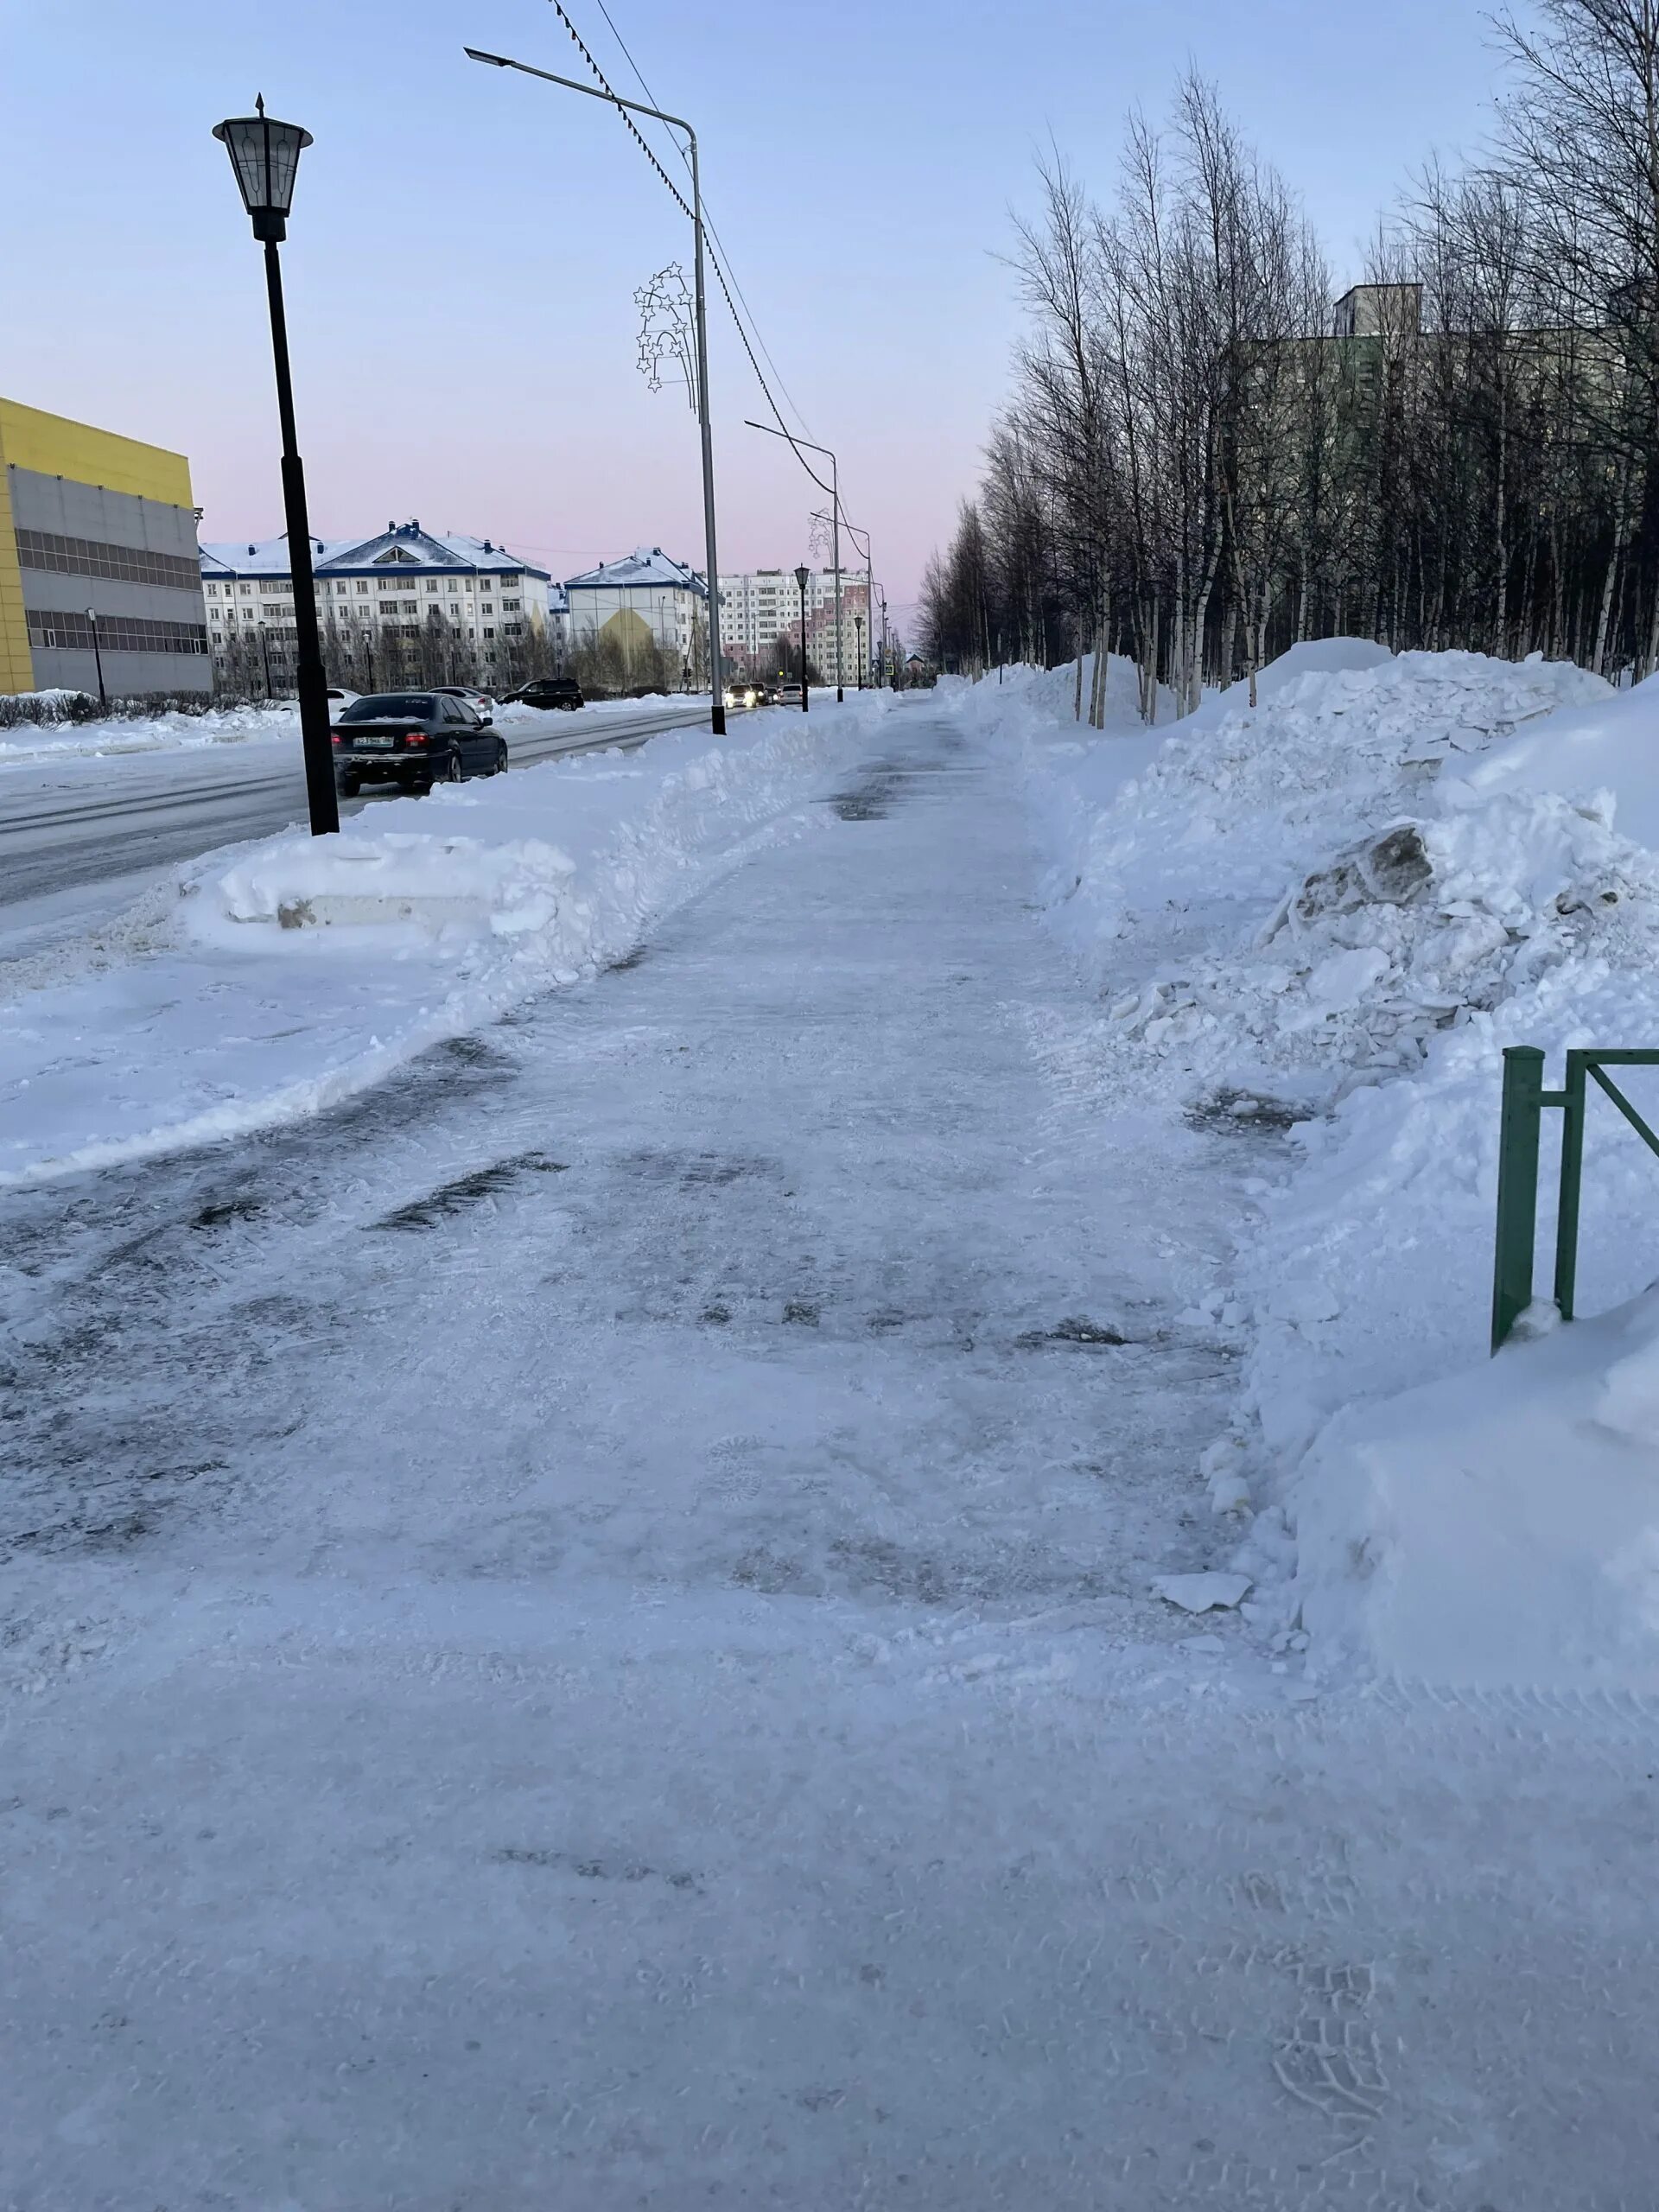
[213,99,337,836]
[793,564,810,713]
[854,612,865,690]
[747,421,843,700]
[465,48,726,737]
[84,607,106,710]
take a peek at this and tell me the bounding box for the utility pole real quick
[747,421,843,698]
[466,48,726,735]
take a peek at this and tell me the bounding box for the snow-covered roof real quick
[200,522,550,582]
[563,546,708,598]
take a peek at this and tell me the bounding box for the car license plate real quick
[358,734,394,749]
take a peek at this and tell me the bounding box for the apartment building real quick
[563,547,708,674]
[719,566,873,682]
[0,397,210,698]
[199,520,555,679]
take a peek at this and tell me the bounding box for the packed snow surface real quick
[6,701,1656,2205]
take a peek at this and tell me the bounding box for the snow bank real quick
[0,696,891,1185]
[0,702,298,766]
[963,644,1659,1688]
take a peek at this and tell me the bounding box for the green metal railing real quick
[1492,1046,1659,1351]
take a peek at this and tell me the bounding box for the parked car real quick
[778,681,804,708]
[331,690,507,797]
[326,686,359,715]
[430,684,494,717]
[506,676,584,710]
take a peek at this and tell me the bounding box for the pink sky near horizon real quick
[4,0,1509,627]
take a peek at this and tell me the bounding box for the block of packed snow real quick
[1151,1571,1253,1613]
[1294,1285,1659,1688]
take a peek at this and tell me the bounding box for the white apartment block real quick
[563,547,708,673]
[199,521,556,676]
[718,566,874,683]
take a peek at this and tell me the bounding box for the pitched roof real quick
[199,521,550,582]
[563,545,708,598]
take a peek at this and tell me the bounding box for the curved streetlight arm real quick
[464,48,694,139]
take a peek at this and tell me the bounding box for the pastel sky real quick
[4,0,1510,620]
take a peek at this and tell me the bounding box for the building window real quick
[426,579,439,592]
[503,622,524,637]
[480,601,493,614]
[15,528,202,594]
[26,609,209,656]
[356,581,370,595]
[483,626,495,639]
[447,578,459,593]
[502,598,520,612]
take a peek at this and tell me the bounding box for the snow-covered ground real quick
[0,697,882,1185]
[4,678,1658,2204]
[972,645,1659,1692]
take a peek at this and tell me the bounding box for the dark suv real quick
[507,676,584,710]
[332,691,508,797]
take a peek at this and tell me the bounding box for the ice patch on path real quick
[1296,1287,1659,1688]
[0,697,891,1185]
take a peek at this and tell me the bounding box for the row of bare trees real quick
[215,613,563,702]
[922,1,1659,717]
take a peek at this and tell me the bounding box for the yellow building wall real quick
[0,465,29,694]
[0,397,197,693]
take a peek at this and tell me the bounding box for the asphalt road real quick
[0,700,721,913]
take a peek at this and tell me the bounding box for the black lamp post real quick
[213,99,337,836]
[84,607,107,710]
[793,565,810,713]
[854,611,866,690]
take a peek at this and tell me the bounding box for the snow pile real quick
[0,696,891,1185]
[976,642,1659,1687]
[0,701,298,765]
[1299,1288,1659,1688]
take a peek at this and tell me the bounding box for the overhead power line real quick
[546,1,849,518]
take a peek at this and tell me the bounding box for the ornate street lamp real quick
[213,99,337,835]
[793,565,811,714]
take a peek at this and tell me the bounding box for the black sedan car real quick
[332,691,508,797]
[505,676,584,710]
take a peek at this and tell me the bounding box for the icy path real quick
[3,708,1656,2208]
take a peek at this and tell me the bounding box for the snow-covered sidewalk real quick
[3,701,1656,2207]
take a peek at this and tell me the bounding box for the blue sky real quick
[3,0,1510,613]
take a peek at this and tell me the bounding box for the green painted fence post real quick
[1492,1046,1546,1352]
[1552,1050,1586,1323]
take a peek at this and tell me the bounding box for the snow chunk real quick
[1151,1571,1253,1614]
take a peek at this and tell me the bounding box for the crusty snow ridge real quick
[969,643,1659,1689]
